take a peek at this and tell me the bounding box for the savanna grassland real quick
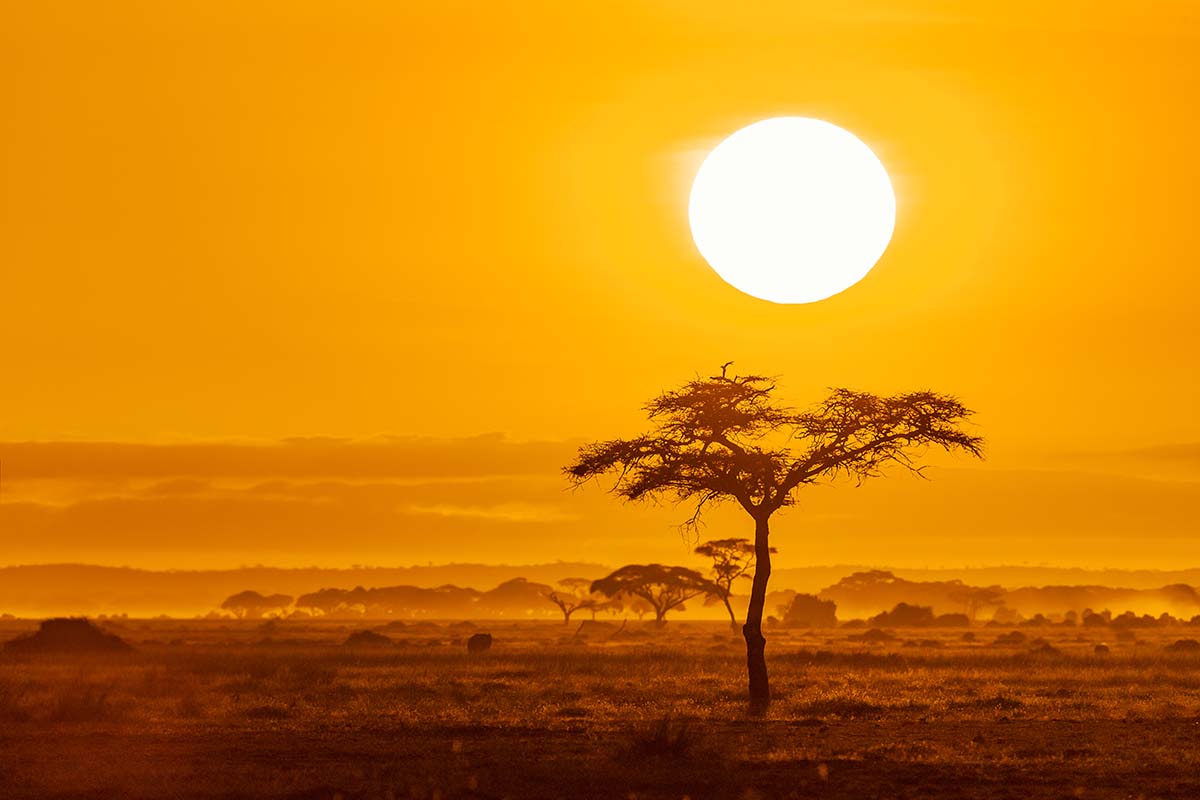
[3,619,1200,800]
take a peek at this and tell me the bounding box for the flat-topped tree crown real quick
[589,564,721,627]
[564,365,983,714]
[564,366,983,524]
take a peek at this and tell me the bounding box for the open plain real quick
[3,618,1200,799]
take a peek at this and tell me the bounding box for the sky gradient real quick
[2,2,1197,570]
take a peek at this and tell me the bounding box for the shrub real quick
[0,680,31,722]
[869,603,935,628]
[343,630,393,648]
[622,717,698,759]
[778,594,838,628]
[45,685,126,723]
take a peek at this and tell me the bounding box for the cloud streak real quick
[0,435,576,482]
[1,436,1199,571]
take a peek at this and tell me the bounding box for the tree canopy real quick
[220,590,294,620]
[590,564,721,626]
[565,369,983,526]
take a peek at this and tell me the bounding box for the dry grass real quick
[2,619,1200,798]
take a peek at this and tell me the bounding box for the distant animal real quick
[467,633,493,654]
[1093,644,1110,655]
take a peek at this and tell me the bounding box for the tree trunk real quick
[722,594,738,631]
[742,514,772,715]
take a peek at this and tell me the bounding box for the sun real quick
[688,117,896,304]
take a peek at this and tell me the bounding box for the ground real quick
[2,618,1200,799]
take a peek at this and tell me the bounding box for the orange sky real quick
[1,2,1198,571]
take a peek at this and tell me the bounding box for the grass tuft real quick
[622,716,699,759]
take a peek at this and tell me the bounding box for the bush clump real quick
[3,618,131,655]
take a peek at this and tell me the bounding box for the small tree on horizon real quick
[778,593,838,628]
[544,577,600,624]
[949,584,1007,621]
[590,564,721,627]
[565,365,983,714]
[616,593,655,621]
[220,590,294,620]
[695,537,777,630]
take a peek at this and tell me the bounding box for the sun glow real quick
[688,117,896,304]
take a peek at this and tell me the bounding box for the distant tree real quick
[949,585,1007,621]
[869,602,936,628]
[544,577,600,624]
[475,577,556,617]
[617,593,655,621]
[590,565,721,627]
[220,590,293,620]
[588,596,622,620]
[992,606,1025,625]
[566,365,983,713]
[695,538,776,630]
[778,593,838,628]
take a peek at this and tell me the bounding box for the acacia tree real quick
[695,537,777,630]
[220,590,294,620]
[565,366,983,714]
[949,585,1007,621]
[590,564,721,627]
[618,593,655,621]
[544,577,600,624]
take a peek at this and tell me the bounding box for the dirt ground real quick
[3,618,1200,799]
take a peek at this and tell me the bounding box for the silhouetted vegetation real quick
[566,365,983,712]
[695,537,775,629]
[777,593,838,628]
[342,630,393,648]
[219,590,294,619]
[868,603,971,628]
[590,565,721,627]
[293,578,552,619]
[543,578,604,624]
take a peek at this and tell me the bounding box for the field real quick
[3,618,1200,799]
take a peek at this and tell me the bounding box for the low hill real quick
[0,563,609,617]
[5,563,1200,619]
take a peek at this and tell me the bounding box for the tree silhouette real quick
[778,593,838,628]
[695,537,776,630]
[544,577,600,624]
[590,564,721,627]
[618,593,655,621]
[949,584,1007,621]
[220,590,294,620]
[565,366,983,713]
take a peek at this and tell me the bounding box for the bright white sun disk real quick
[688,117,896,304]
